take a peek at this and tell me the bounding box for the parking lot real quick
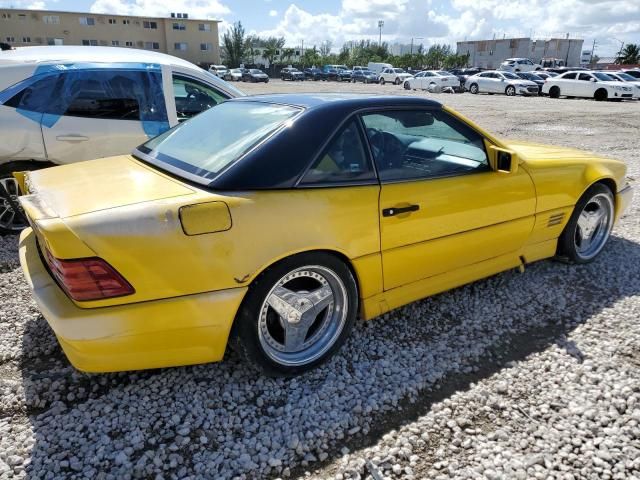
[1,79,639,480]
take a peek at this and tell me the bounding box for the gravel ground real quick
[0,80,639,480]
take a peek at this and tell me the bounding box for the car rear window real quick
[137,101,301,182]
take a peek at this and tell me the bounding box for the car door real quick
[42,67,168,164]
[576,72,595,97]
[485,72,501,92]
[361,108,536,290]
[558,72,578,96]
[476,72,493,92]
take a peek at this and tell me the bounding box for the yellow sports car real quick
[17,94,633,375]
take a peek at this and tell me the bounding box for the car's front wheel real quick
[0,163,38,235]
[394,77,401,85]
[379,77,385,85]
[505,85,516,96]
[233,252,358,376]
[469,83,479,94]
[557,183,614,263]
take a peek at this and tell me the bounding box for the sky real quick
[1,0,639,56]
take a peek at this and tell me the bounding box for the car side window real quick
[172,74,228,121]
[578,73,592,81]
[562,73,577,80]
[300,119,375,185]
[3,74,64,112]
[361,109,489,182]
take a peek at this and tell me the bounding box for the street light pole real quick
[410,37,423,56]
[378,20,384,46]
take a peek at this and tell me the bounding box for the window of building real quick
[18,14,26,20]
[82,39,99,46]
[108,18,117,24]
[174,42,188,51]
[144,41,160,50]
[125,41,133,47]
[43,15,59,24]
[173,22,186,30]
[5,37,15,43]
[112,40,120,46]
[79,17,96,26]
[122,19,130,25]
[300,119,375,185]
[361,110,489,182]
[198,23,211,32]
[143,20,158,29]
[172,74,228,121]
[275,49,280,55]
[47,38,64,45]
[200,43,212,51]
[2,13,11,19]
[295,50,300,56]
[22,37,31,43]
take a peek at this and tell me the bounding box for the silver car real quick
[465,71,540,96]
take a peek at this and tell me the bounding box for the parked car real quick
[224,68,244,82]
[242,69,269,83]
[379,67,413,85]
[451,68,483,88]
[280,67,305,81]
[620,69,640,79]
[499,58,542,73]
[304,67,325,81]
[18,94,632,376]
[0,46,243,234]
[352,66,366,72]
[404,70,462,92]
[542,71,634,101]
[367,62,393,75]
[465,71,540,96]
[545,66,588,74]
[351,69,378,83]
[594,71,640,99]
[515,72,545,94]
[322,65,352,82]
[535,71,558,80]
[208,65,229,78]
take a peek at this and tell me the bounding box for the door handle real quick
[382,204,420,217]
[56,135,89,142]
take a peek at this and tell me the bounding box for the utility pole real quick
[589,39,597,65]
[301,39,304,68]
[378,20,384,46]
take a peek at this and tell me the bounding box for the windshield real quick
[593,72,614,81]
[616,73,636,81]
[501,72,520,79]
[138,102,300,182]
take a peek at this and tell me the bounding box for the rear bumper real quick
[19,228,247,373]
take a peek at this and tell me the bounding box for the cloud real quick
[0,0,47,8]
[89,0,230,19]
[269,9,278,17]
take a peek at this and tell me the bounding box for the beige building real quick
[0,9,221,66]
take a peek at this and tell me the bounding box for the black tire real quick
[394,77,401,85]
[505,85,516,96]
[594,89,607,101]
[232,252,358,376]
[0,161,50,235]
[557,183,615,264]
[469,83,479,94]
[379,78,385,85]
[549,86,560,98]
[403,81,411,90]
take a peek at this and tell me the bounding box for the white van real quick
[208,65,229,77]
[367,62,393,75]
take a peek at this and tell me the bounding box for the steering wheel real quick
[367,128,405,170]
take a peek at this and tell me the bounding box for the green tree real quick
[244,34,260,65]
[263,36,286,70]
[221,21,246,67]
[302,46,321,67]
[616,44,640,65]
[319,40,333,58]
[280,47,296,65]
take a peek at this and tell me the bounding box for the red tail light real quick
[45,250,134,301]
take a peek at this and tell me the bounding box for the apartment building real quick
[0,9,221,66]
[457,37,584,69]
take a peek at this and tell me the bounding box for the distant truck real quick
[367,62,393,74]
[541,58,566,69]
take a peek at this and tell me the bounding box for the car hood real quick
[22,155,195,219]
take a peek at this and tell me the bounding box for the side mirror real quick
[590,78,596,82]
[488,145,519,174]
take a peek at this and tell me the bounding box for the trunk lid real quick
[25,155,195,218]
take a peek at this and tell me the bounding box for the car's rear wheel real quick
[557,183,614,263]
[233,252,358,376]
[549,86,560,98]
[594,89,607,101]
[505,85,516,96]
[0,163,34,235]
[469,83,479,94]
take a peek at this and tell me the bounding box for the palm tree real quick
[616,44,640,65]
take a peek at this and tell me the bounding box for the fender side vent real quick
[547,213,565,227]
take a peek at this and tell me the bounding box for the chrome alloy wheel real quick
[258,265,348,367]
[0,177,26,233]
[574,192,614,260]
